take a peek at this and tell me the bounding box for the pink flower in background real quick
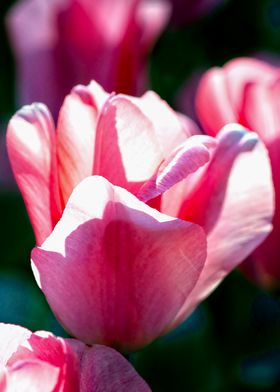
[7,81,273,349]
[0,323,151,391]
[6,0,170,117]
[196,57,280,287]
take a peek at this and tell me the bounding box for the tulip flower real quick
[6,0,170,117]
[0,323,151,391]
[7,81,274,350]
[196,57,280,287]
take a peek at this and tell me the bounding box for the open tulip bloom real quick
[196,57,280,287]
[0,323,150,391]
[7,80,274,351]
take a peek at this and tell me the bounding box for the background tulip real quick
[0,323,151,391]
[7,81,274,350]
[196,57,280,287]
[6,0,170,118]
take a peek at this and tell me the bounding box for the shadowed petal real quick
[79,345,151,391]
[163,124,274,330]
[32,176,206,351]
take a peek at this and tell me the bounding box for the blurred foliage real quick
[0,0,280,391]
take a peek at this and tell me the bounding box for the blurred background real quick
[1,0,280,390]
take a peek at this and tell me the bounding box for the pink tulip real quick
[6,0,170,117]
[0,323,150,391]
[196,57,280,287]
[7,81,273,349]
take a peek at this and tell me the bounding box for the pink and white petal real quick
[7,360,59,392]
[223,57,280,113]
[240,81,280,285]
[79,345,151,392]
[31,176,206,351]
[164,124,274,330]
[137,135,216,202]
[10,331,80,392]
[33,333,79,392]
[241,81,280,143]
[7,103,61,245]
[127,91,188,156]
[93,95,164,195]
[0,324,31,366]
[0,366,8,391]
[196,68,238,135]
[57,81,109,205]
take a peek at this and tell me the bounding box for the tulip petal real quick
[223,57,280,113]
[93,96,164,195]
[128,91,188,155]
[31,176,206,351]
[0,324,31,366]
[0,367,7,390]
[196,68,237,135]
[57,81,109,205]
[196,58,280,136]
[164,125,274,330]
[8,331,79,392]
[7,360,59,392]
[137,135,216,202]
[240,81,280,284]
[241,81,280,143]
[79,345,151,391]
[7,103,61,245]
